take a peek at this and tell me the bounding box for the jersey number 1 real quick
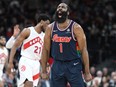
[59,43,63,53]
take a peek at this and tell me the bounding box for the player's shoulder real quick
[2,47,8,53]
[46,22,55,30]
[72,21,82,30]
[72,20,84,35]
[44,22,54,35]
[4,47,8,51]
[49,22,55,27]
[22,27,31,32]
[71,20,81,27]
[20,27,31,37]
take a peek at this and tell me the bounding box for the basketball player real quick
[0,36,8,87]
[8,14,50,87]
[41,3,92,87]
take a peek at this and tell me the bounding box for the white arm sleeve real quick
[6,36,16,49]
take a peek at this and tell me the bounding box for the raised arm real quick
[6,25,20,49]
[73,23,92,82]
[41,24,52,79]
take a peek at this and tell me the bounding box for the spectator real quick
[0,36,9,87]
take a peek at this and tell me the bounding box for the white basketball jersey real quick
[0,47,8,81]
[0,47,8,70]
[21,27,45,60]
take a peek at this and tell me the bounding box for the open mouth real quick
[58,15,62,18]
[58,11,62,18]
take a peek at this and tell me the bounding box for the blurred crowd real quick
[0,0,116,87]
[86,66,116,87]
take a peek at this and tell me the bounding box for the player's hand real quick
[84,73,92,82]
[41,72,49,80]
[7,62,14,74]
[13,24,20,37]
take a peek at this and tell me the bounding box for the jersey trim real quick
[56,20,72,31]
[71,22,77,41]
[33,73,40,80]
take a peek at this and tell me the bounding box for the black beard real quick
[54,11,68,23]
[0,43,5,46]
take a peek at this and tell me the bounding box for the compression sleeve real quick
[6,36,16,49]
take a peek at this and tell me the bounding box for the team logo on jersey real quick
[21,65,26,71]
[52,34,71,43]
[67,28,70,32]
[66,28,71,34]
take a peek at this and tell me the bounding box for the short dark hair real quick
[37,14,50,22]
